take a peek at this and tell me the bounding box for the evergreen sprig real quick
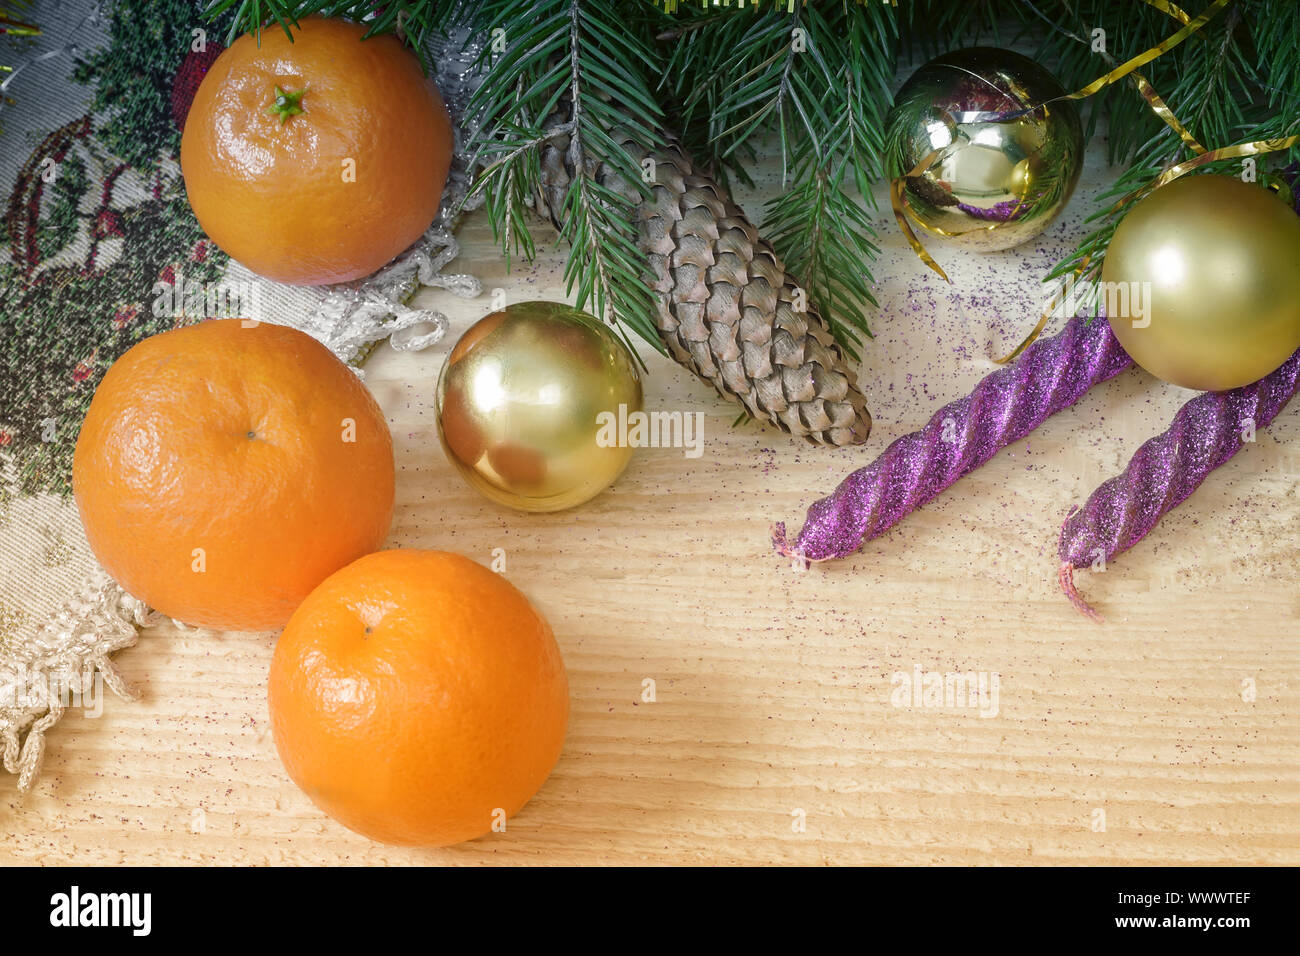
[1039,0,1300,298]
[661,0,896,354]
[203,0,1300,356]
[463,0,668,358]
[202,0,464,65]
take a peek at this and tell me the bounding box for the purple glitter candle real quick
[774,315,1133,562]
[1059,348,1300,621]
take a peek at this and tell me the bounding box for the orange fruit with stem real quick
[268,549,570,847]
[180,16,453,285]
[72,319,395,631]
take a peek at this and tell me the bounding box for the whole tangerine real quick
[180,16,452,285]
[268,549,570,847]
[72,319,395,631]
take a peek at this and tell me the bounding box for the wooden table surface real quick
[4,147,1298,866]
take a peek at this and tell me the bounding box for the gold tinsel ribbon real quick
[889,0,1288,363]
[1048,0,1230,104]
[986,0,1231,361]
[987,0,1298,361]
[991,133,1300,363]
[889,150,952,281]
[994,133,1299,362]
[892,0,1231,289]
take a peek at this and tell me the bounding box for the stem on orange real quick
[268,85,307,125]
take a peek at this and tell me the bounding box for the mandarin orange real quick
[268,549,569,847]
[180,16,452,285]
[72,319,395,631]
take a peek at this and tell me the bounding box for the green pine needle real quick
[202,0,465,65]
[464,0,668,360]
[198,0,1300,363]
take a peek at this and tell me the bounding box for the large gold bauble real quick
[435,301,644,512]
[1103,175,1300,392]
[887,47,1083,251]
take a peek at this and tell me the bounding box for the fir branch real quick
[763,160,880,361]
[473,119,547,266]
[1247,0,1300,117]
[1173,5,1252,158]
[658,6,766,186]
[1045,0,1294,297]
[464,0,668,357]
[662,1,896,353]
[203,0,300,45]
[673,2,823,171]
[896,0,1009,58]
[758,2,896,356]
[201,0,465,63]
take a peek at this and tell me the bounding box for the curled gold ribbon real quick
[995,254,1094,365]
[898,0,1232,297]
[988,0,1241,361]
[1151,136,1300,189]
[1126,72,1206,155]
[1108,0,1207,155]
[993,135,1300,362]
[891,149,952,284]
[1052,0,1230,104]
[1140,0,1192,22]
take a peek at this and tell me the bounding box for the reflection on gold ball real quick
[887,47,1083,251]
[435,301,643,512]
[1103,175,1300,392]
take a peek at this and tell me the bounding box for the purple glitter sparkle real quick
[1059,348,1300,572]
[774,316,1133,561]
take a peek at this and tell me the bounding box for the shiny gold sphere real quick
[435,301,643,512]
[1103,175,1300,392]
[887,47,1084,251]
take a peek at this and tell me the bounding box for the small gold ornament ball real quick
[1103,175,1300,392]
[887,47,1084,251]
[435,301,644,513]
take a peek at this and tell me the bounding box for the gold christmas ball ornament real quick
[1103,175,1300,392]
[887,47,1084,252]
[435,301,644,512]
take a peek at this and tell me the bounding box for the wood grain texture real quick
[3,143,1298,866]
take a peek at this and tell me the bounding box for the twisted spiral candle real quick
[1059,348,1300,621]
[773,315,1134,562]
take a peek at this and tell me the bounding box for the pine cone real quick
[536,127,871,446]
